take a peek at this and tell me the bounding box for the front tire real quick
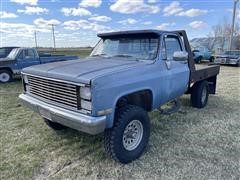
[0,70,12,83]
[104,105,150,164]
[191,80,209,108]
[44,118,67,130]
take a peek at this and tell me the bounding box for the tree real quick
[208,17,240,51]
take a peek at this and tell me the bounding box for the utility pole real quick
[229,0,239,50]
[50,24,56,51]
[34,30,38,48]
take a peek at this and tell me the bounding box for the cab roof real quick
[97,29,166,38]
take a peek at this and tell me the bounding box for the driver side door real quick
[161,34,190,100]
[17,49,40,69]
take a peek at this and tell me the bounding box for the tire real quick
[104,105,150,164]
[191,80,209,108]
[0,69,12,83]
[44,118,67,130]
[197,56,203,63]
[209,56,214,62]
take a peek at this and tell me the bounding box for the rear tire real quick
[44,118,67,130]
[209,56,214,62]
[104,105,150,164]
[191,80,209,108]
[0,70,12,83]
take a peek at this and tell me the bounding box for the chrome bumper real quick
[214,58,239,65]
[19,94,106,135]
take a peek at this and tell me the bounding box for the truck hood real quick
[22,57,148,84]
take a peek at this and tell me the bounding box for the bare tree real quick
[208,17,240,51]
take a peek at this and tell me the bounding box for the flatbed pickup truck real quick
[0,47,79,82]
[19,30,220,163]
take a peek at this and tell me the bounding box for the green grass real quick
[52,49,92,58]
[39,48,92,58]
[0,64,240,179]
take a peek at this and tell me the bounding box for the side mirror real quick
[173,51,188,61]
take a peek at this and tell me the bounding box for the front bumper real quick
[19,94,106,135]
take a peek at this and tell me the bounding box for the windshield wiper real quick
[112,54,140,61]
[91,53,109,57]
[113,54,134,58]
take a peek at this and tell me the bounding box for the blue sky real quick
[0,0,239,47]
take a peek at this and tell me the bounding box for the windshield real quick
[90,36,159,60]
[7,48,19,59]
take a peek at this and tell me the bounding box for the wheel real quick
[44,118,67,130]
[209,56,214,62]
[0,69,12,83]
[191,80,209,108]
[197,56,203,63]
[104,105,150,163]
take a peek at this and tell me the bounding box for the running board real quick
[158,98,181,115]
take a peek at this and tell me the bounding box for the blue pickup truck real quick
[0,47,78,83]
[192,46,214,63]
[19,30,220,163]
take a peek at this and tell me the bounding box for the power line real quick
[49,24,56,51]
[34,30,38,48]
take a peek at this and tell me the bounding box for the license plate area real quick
[39,107,52,120]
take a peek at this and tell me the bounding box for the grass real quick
[39,48,92,58]
[0,57,240,179]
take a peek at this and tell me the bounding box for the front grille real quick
[27,75,78,109]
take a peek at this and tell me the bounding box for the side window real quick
[24,49,35,59]
[164,36,182,60]
[18,51,24,60]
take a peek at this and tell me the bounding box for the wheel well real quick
[116,90,153,112]
[0,67,13,74]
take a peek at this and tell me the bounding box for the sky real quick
[0,0,239,47]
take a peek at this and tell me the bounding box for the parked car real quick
[214,50,240,66]
[0,47,79,83]
[0,46,19,58]
[19,30,220,163]
[192,46,214,63]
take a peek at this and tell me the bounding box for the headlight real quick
[81,99,92,110]
[80,87,91,100]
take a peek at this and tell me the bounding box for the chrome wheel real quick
[123,120,143,151]
[201,86,207,104]
[0,72,10,83]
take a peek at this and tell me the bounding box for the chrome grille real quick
[27,75,78,109]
